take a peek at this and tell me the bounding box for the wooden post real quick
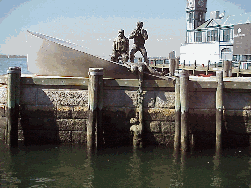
[175,58,179,70]
[88,68,103,151]
[206,60,210,75]
[223,60,231,77]
[6,67,21,147]
[237,61,241,77]
[170,59,176,76]
[174,70,181,151]
[193,60,196,75]
[229,61,232,77]
[180,70,189,152]
[216,71,223,153]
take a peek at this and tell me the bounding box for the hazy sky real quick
[0,0,250,59]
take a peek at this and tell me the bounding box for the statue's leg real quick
[139,46,149,64]
[130,46,138,63]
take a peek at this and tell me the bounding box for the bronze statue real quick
[129,21,149,63]
[111,29,129,63]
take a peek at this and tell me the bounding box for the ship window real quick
[223,29,230,42]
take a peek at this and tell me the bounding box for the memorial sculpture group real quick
[26,22,170,79]
[111,21,149,64]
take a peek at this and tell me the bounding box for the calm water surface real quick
[0,141,251,188]
[0,58,251,187]
[0,58,31,75]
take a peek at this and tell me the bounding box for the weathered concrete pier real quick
[0,67,251,151]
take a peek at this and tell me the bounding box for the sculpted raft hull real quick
[26,31,137,78]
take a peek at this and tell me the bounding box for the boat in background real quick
[26,30,137,79]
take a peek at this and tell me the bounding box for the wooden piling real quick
[170,59,176,76]
[193,60,196,75]
[223,60,232,77]
[6,67,21,147]
[88,68,103,151]
[216,71,223,153]
[206,60,210,75]
[174,70,181,151]
[175,58,179,70]
[180,70,189,152]
[237,61,241,77]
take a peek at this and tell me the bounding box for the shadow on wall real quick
[102,89,175,148]
[19,86,88,146]
[189,89,250,150]
[20,88,59,145]
[223,90,250,148]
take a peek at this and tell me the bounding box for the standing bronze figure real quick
[111,29,129,63]
[129,21,149,63]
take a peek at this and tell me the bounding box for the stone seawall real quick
[102,89,175,147]
[0,75,251,148]
[0,76,176,147]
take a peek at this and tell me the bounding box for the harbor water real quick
[0,58,251,187]
[0,141,251,187]
[0,58,31,75]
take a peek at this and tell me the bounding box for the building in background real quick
[180,0,251,65]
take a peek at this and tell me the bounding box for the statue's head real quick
[137,21,143,29]
[118,29,124,37]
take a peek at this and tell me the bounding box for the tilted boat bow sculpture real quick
[27,30,139,78]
